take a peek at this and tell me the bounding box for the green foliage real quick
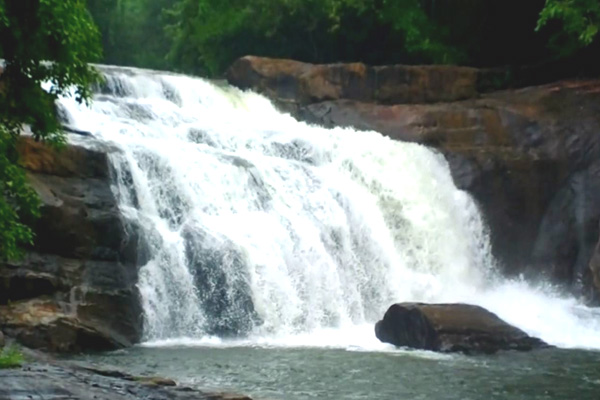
[165,0,464,76]
[87,0,176,69]
[84,0,597,76]
[0,345,24,369]
[537,0,600,55]
[0,0,102,260]
[0,128,40,260]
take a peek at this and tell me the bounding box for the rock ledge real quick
[0,359,252,400]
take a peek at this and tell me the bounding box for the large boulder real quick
[0,137,144,352]
[375,303,547,354]
[227,57,600,300]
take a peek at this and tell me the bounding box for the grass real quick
[0,345,24,369]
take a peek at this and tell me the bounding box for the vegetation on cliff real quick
[0,345,23,369]
[0,0,101,259]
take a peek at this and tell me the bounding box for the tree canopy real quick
[0,0,101,259]
[87,0,175,69]
[85,0,599,77]
[537,0,600,56]
[164,0,466,76]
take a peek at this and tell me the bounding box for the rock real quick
[227,56,600,300]
[135,376,178,387]
[590,223,600,298]
[183,227,260,336]
[0,299,124,352]
[0,361,254,400]
[375,303,547,354]
[0,330,4,349]
[17,138,110,179]
[79,366,176,387]
[227,56,487,107]
[0,138,144,352]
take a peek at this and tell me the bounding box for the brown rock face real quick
[0,138,144,352]
[227,56,600,300]
[227,56,487,107]
[375,303,547,354]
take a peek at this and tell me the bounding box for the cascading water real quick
[58,66,600,350]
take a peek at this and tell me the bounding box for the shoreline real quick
[0,346,252,400]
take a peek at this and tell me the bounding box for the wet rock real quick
[532,160,600,290]
[375,303,547,354]
[0,138,143,352]
[590,223,600,298]
[0,361,253,400]
[0,299,127,352]
[79,365,176,386]
[135,376,178,387]
[17,137,110,179]
[183,226,260,336]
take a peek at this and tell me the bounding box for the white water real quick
[58,66,600,351]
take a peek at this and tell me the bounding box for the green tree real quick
[537,0,600,56]
[87,0,176,70]
[0,0,102,260]
[166,0,463,76]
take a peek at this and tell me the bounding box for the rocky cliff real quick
[0,138,143,352]
[227,56,600,301]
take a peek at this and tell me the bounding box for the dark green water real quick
[74,346,600,400]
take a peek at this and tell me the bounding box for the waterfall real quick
[58,66,600,350]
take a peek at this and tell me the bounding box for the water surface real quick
[75,345,600,400]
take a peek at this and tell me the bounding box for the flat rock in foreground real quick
[375,303,547,354]
[0,361,252,400]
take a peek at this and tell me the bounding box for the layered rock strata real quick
[0,138,143,352]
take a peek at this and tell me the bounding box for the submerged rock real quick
[375,303,547,354]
